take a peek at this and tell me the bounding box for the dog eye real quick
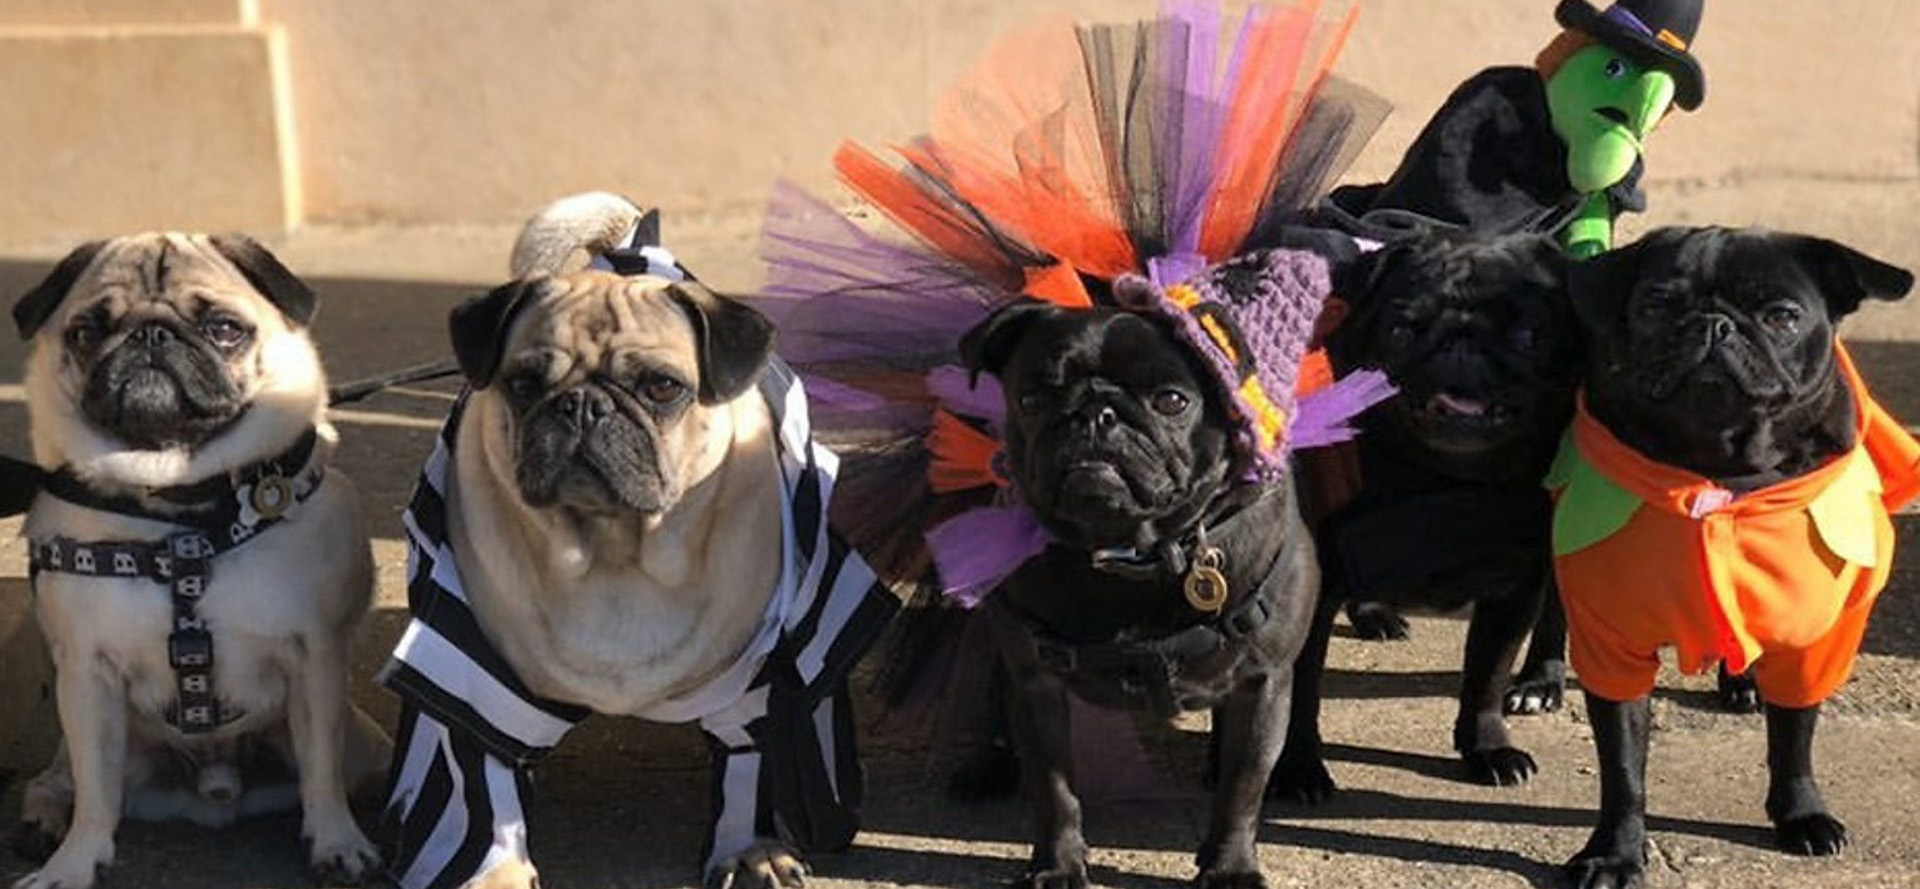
[201,315,251,349]
[64,322,102,350]
[1150,389,1190,416]
[641,376,688,405]
[1761,303,1803,332]
[1387,323,1417,351]
[1604,57,1627,79]
[504,374,543,400]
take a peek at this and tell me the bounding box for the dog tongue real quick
[1432,393,1489,417]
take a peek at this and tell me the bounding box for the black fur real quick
[1275,232,1580,803]
[208,233,319,326]
[1562,226,1912,888]
[448,279,538,389]
[667,281,775,404]
[13,240,108,339]
[961,303,1317,888]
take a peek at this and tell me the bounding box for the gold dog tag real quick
[1184,546,1229,613]
[250,474,294,520]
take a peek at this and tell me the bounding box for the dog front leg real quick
[1197,670,1287,888]
[1566,693,1650,889]
[1455,586,1538,786]
[1764,703,1847,856]
[1506,575,1567,715]
[1268,597,1337,804]
[1005,665,1087,889]
[287,640,379,883]
[15,658,125,889]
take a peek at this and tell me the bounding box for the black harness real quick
[992,497,1298,716]
[27,429,325,733]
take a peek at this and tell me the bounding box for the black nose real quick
[557,388,614,424]
[134,323,174,346]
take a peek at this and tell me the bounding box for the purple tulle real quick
[1291,367,1398,449]
[925,365,1005,424]
[1161,0,1224,258]
[928,506,1054,607]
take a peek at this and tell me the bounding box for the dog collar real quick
[39,427,323,533]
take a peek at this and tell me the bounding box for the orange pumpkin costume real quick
[1550,346,1920,707]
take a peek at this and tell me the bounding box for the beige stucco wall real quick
[3,0,1917,244]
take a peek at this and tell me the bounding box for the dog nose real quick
[557,388,614,424]
[133,323,174,346]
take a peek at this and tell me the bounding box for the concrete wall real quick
[3,0,1918,246]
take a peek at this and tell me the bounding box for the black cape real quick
[1321,66,1645,242]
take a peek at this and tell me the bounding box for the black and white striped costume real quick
[378,361,898,889]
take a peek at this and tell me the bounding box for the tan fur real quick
[449,271,784,715]
[16,233,384,889]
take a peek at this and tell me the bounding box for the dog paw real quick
[1716,670,1762,714]
[11,846,110,889]
[10,822,62,864]
[947,743,1021,802]
[308,827,381,885]
[1267,758,1337,805]
[1503,674,1565,716]
[708,842,808,889]
[1345,603,1411,641]
[1194,867,1267,888]
[1775,813,1848,857]
[1464,747,1537,787]
[468,857,541,889]
[1013,865,1089,889]
[1565,850,1645,889]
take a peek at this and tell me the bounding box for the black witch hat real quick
[1556,0,1706,110]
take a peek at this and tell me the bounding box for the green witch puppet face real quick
[1546,44,1677,194]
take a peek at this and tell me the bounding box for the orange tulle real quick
[833,142,1030,294]
[1295,349,1335,397]
[927,409,1008,494]
[1199,0,1358,258]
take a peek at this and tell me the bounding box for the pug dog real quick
[380,195,893,889]
[1557,227,1914,889]
[1273,232,1581,803]
[10,234,387,889]
[959,284,1319,888]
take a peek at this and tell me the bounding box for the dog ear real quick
[448,279,539,389]
[1565,233,1660,337]
[959,298,1057,381]
[668,281,776,404]
[1792,235,1916,319]
[13,239,108,339]
[208,233,318,327]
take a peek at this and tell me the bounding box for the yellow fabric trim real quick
[1165,284,1202,310]
[1199,315,1241,365]
[1655,29,1687,51]
[1807,449,1884,568]
[1237,377,1287,451]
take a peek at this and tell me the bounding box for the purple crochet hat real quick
[1111,248,1328,480]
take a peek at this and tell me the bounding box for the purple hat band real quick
[1600,4,1655,37]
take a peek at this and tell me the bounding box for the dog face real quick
[449,271,774,517]
[961,303,1232,551]
[1329,232,1578,475]
[13,233,320,458]
[1570,226,1913,479]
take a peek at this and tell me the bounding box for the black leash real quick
[326,358,461,406]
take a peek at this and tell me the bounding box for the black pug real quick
[1273,231,1580,802]
[959,292,1318,888]
[1558,227,1914,889]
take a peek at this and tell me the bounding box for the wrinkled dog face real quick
[1571,226,1913,478]
[1330,233,1577,471]
[13,233,318,452]
[961,302,1231,550]
[449,271,773,517]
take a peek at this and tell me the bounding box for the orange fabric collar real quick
[1570,345,1880,520]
